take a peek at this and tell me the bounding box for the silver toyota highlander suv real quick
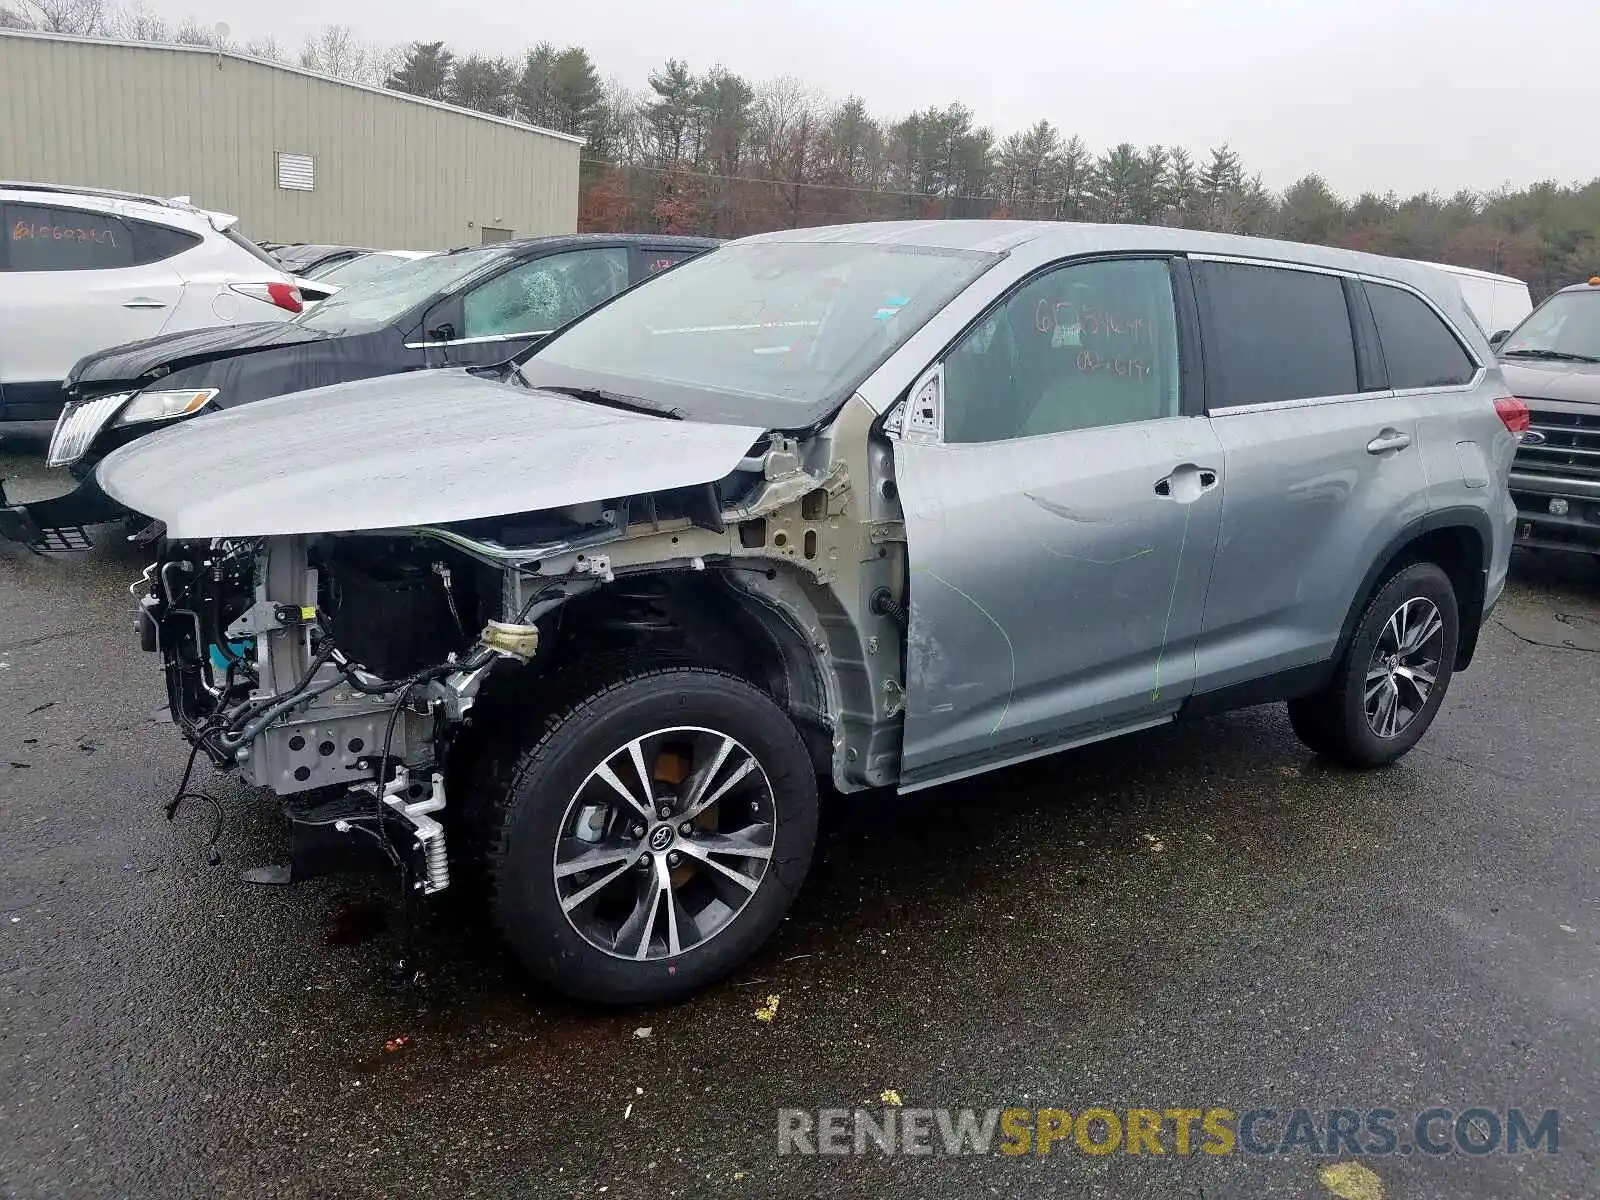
[101,221,1519,1004]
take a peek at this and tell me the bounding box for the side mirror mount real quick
[1489,329,1510,348]
[427,321,456,344]
[886,363,944,444]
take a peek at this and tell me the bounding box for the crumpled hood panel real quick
[95,369,766,538]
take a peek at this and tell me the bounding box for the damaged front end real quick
[138,530,548,890]
[130,408,910,898]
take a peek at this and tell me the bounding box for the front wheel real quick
[480,668,818,1004]
[1286,562,1460,767]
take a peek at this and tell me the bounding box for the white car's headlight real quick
[47,392,131,467]
[113,388,219,427]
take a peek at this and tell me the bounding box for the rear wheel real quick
[480,667,817,1004]
[1286,562,1459,767]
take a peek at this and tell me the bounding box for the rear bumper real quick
[1509,472,1600,553]
[0,473,125,551]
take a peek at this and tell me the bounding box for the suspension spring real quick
[422,833,450,894]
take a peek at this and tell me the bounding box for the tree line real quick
[7,0,1599,298]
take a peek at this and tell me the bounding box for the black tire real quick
[479,667,818,1004]
[1286,562,1459,767]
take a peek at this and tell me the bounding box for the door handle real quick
[1366,429,1411,454]
[1154,464,1220,500]
[122,297,169,309]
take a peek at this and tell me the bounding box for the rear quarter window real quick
[642,248,702,275]
[1365,281,1477,389]
[1195,261,1358,407]
[128,219,202,266]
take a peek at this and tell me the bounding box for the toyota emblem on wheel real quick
[648,825,675,852]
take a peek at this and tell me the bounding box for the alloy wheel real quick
[1364,596,1444,739]
[552,726,776,960]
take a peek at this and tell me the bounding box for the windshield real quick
[519,239,996,424]
[294,248,507,335]
[1501,290,1600,361]
[315,252,435,289]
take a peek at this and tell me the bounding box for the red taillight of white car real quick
[230,281,304,314]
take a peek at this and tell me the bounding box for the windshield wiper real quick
[1500,348,1600,363]
[537,385,684,420]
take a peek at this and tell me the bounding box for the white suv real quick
[0,182,312,424]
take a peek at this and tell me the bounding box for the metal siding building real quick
[0,31,583,248]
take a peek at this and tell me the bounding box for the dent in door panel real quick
[896,417,1224,779]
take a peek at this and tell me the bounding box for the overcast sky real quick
[145,0,1596,198]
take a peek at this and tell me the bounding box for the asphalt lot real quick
[2,444,1598,1200]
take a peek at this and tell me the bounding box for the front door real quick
[891,255,1224,788]
[418,245,634,368]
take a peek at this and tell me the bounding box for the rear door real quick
[1,200,184,420]
[416,245,633,367]
[892,255,1224,788]
[1189,258,1430,694]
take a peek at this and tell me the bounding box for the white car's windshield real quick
[1501,290,1600,362]
[519,239,996,423]
[295,248,507,335]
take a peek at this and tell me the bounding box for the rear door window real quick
[1365,281,1477,389]
[1195,261,1358,407]
[4,203,134,271]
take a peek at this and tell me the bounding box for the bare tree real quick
[106,1,167,41]
[170,15,227,48]
[242,34,286,63]
[11,0,106,34]
[368,42,406,89]
[298,24,369,82]
[600,77,653,166]
[750,77,825,225]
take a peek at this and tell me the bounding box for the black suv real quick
[1,233,719,549]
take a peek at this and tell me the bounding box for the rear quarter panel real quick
[1419,374,1519,610]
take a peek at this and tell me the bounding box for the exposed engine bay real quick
[138,531,554,894]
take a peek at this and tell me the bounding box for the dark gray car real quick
[99,221,1518,1005]
[1493,279,1600,555]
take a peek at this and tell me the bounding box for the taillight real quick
[1494,396,1530,434]
[230,282,303,314]
[266,282,303,313]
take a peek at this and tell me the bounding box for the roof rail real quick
[0,180,190,209]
